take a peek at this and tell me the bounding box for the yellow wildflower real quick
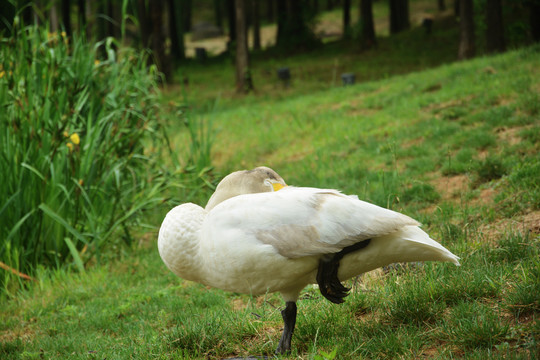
[63,131,69,138]
[61,31,67,38]
[0,71,4,79]
[66,143,73,151]
[70,133,80,145]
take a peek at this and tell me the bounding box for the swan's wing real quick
[206,187,419,259]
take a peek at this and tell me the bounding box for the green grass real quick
[2,232,537,359]
[2,30,540,360]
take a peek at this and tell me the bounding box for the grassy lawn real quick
[2,25,540,360]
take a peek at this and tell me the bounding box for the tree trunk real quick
[360,0,376,49]
[253,0,261,50]
[343,0,351,39]
[107,0,121,39]
[149,0,171,81]
[326,0,335,10]
[389,0,410,34]
[62,0,72,36]
[183,0,192,32]
[137,0,151,47]
[438,0,445,11]
[276,0,317,49]
[74,0,91,36]
[227,0,237,50]
[84,0,92,38]
[288,0,307,35]
[457,0,475,60]
[235,0,253,93]
[530,0,540,42]
[50,1,60,33]
[276,0,287,46]
[169,0,186,62]
[312,0,319,15]
[265,0,274,22]
[97,0,107,41]
[77,0,85,32]
[485,0,505,53]
[214,0,223,29]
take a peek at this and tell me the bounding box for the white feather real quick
[158,186,459,301]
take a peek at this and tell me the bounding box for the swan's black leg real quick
[317,239,371,304]
[317,257,350,304]
[275,301,297,355]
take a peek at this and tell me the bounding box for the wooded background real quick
[2,0,539,91]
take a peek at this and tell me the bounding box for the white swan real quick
[158,166,459,354]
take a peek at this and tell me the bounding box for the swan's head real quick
[205,166,287,211]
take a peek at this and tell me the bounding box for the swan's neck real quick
[158,203,205,282]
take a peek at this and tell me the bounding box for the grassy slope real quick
[2,46,540,359]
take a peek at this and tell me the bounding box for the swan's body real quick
[158,167,459,354]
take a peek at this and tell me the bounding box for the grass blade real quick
[63,237,85,273]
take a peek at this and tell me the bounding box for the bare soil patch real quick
[431,174,470,201]
[496,125,529,146]
[479,210,540,242]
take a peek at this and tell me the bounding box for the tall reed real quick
[0,25,172,294]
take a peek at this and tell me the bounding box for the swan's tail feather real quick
[399,225,460,266]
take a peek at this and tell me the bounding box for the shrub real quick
[0,26,173,293]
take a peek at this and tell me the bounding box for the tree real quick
[343,0,351,39]
[226,0,236,50]
[108,1,121,39]
[265,0,275,23]
[183,0,192,32]
[144,0,171,81]
[77,0,92,38]
[389,0,410,34]
[276,0,318,49]
[485,0,505,53]
[438,0,445,11]
[312,0,319,14]
[50,1,60,32]
[252,0,261,50]
[529,0,540,42]
[235,0,253,93]
[62,0,72,36]
[169,0,186,62]
[326,0,336,10]
[359,0,376,49]
[137,0,151,47]
[214,0,223,30]
[457,0,475,60]
[276,0,287,45]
